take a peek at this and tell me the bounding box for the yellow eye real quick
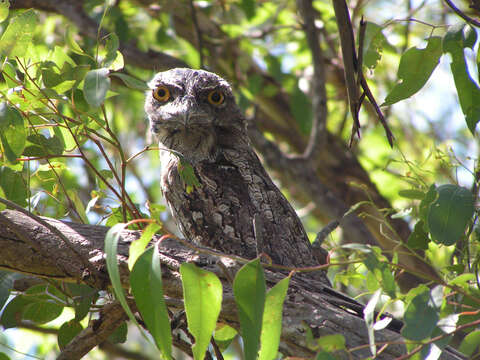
[153,85,170,102]
[207,90,225,106]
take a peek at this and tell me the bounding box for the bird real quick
[145,68,329,284]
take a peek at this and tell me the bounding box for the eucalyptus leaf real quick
[383,37,442,106]
[0,9,37,57]
[83,68,111,107]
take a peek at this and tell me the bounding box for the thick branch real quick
[0,210,465,360]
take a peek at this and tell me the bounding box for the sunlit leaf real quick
[1,61,18,88]
[130,245,172,359]
[128,222,161,270]
[0,103,25,163]
[178,159,200,193]
[0,167,28,206]
[110,72,149,90]
[0,0,9,22]
[0,9,37,57]
[316,334,346,352]
[180,263,222,360]
[443,24,480,133]
[364,289,381,356]
[105,223,140,326]
[65,26,86,55]
[233,258,266,360]
[259,276,290,360]
[362,22,388,69]
[214,324,237,351]
[383,37,442,106]
[459,330,480,356]
[83,68,111,107]
[104,33,120,68]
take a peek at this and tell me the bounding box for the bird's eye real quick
[207,90,225,106]
[153,85,171,102]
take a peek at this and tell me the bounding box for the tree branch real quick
[10,0,188,70]
[297,0,328,159]
[0,209,467,359]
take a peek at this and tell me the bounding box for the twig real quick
[359,76,395,147]
[297,0,328,159]
[444,0,480,27]
[57,301,128,360]
[332,0,361,141]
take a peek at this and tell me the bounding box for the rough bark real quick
[0,210,466,360]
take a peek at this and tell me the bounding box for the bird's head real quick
[145,68,244,135]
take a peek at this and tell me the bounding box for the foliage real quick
[0,0,479,359]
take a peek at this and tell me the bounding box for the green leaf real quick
[65,26,86,55]
[0,0,9,22]
[108,322,128,344]
[67,190,88,224]
[0,167,27,206]
[110,73,149,90]
[290,83,312,135]
[0,103,25,163]
[23,300,63,324]
[401,288,439,340]
[0,271,16,311]
[316,334,346,352]
[419,185,438,226]
[0,352,10,360]
[0,295,31,328]
[383,37,442,106]
[130,245,172,359]
[128,222,161,270]
[83,68,111,107]
[443,25,480,133]
[1,61,18,88]
[0,9,37,57]
[315,351,337,360]
[214,324,237,351]
[259,276,290,360]
[407,220,430,250]
[178,159,200,193]
[427,184,474,246]
[24,133,64,157]
[448,273,475,286]
[362,22,388,69]
[233,258,266,360]
[105,223,141,326]
[364,289,381,356]
[398,189,425,200]
[180,263,222,360]
[240,0,255,19]
[64,283,97,321]
[459,330,480,356]
[104,33,120,68]
[58,319,83,349]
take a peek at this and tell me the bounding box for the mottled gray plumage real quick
[145,68,328,284]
